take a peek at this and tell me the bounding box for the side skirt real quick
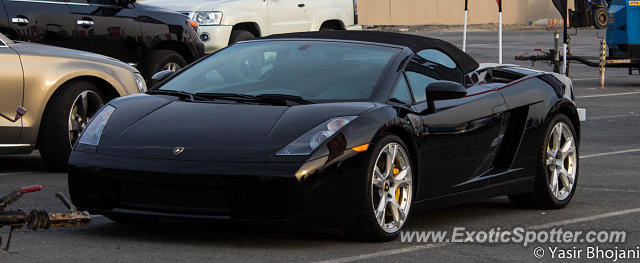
[413,176,534,211]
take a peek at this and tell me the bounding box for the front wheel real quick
[345,135,414,241]
[509,114,579,209]
[39,81,104,171]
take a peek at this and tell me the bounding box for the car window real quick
[406,55,465,88]
[405,71,436,102]
[390,74,413,104]
[416,49,457,69]
[159,41,400,101]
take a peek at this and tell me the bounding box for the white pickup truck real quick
[144,0,359,53]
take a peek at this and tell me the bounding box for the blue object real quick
[607,0,640,58]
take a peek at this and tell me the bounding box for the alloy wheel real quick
[371,143,413,233]
[162,62,181,72]
[68,90,103,147]
[546,122,577,201]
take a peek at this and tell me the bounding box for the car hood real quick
[98,94,375,162]
[141,0,237,11]
[9,42,134,71]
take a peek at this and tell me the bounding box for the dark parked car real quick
[0,0,205,78]
[68,31,580,241]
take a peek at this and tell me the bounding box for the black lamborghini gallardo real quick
[68,31,580,241]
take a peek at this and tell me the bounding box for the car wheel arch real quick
[547,100,581,143]
[149,41,194,63]
[232,22,261,38]
[35,76,120,148]
[371,123,422,196]
[320,20,345,30]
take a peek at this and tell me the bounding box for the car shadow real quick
[0,152,47,173]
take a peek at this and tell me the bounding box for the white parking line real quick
[0,171,36,177]
[588,113,639,121]
[310,244,446,263]
[582,187,640,193]
[528,208,640,230]
[576,91,640,99]
[580,148,640,159]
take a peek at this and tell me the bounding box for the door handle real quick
[11,17,29,25]
[298,3,305,7]
[76,20,95,26]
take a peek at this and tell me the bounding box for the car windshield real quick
[158,40,399,101]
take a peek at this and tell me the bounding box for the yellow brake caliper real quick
[386,162,403,217]
[394,164,402,203]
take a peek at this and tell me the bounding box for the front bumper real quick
[68,151,366,226]
[198,25,233,54]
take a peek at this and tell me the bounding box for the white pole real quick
[562,43,568,75]
[463,10,468,52]
[498,11,503,64]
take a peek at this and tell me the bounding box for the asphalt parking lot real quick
[2,29,640,262]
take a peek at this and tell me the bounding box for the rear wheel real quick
[593,8,608,29]
[509,114,579,209]
[344,135,414,241]
[141,49,187,80]
[229,30,255,45]
[39,81,104,171]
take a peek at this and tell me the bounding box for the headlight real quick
[276,116,357,156]
[134,73,147,93]
[189,11,223,26]
[77,105,115,146]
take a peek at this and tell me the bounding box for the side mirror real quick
[424,81,466,113]
[149,70,175,89]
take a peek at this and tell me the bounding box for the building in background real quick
[358,0,574,25]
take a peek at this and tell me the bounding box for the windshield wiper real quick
[195,93,257,101]
[147,89,201,102]
[194,93,314,106]
[255,94,314,105]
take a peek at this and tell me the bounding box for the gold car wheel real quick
[68,90,104,147]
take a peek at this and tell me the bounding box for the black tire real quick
[593,8,608,29]
[228,30,255,45]
[39,81,104,171]
[320,27,336,31]
[344,134,414,242]
[509,114,579,209]
[141,49,187,80]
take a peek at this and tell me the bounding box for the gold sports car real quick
[0,33,145,170]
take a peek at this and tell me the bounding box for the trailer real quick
[517,0,640,87]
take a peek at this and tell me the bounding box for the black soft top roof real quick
[263,31,479,74]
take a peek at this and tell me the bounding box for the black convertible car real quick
[68,31,580,241]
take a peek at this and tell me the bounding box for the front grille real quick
[70,168,305,220]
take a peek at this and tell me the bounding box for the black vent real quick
[538,74,566,97]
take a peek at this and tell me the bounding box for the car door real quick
[405,50,507,199]
[65,0,142,63]
[2,0,75,46]
[0,39,23,145]
[267,0,310,35]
